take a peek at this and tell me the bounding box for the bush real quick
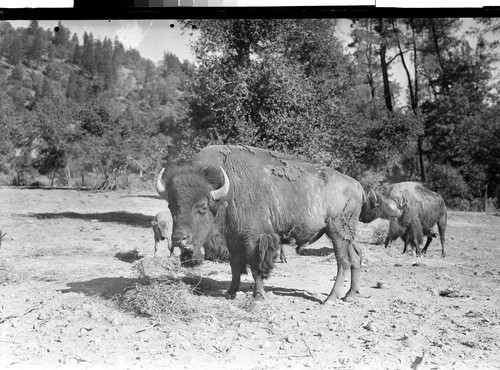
[426,163,470,205]
[447,197,470,211]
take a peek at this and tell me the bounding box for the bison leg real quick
[384,234,392,249]
[227,258,243,299]
[437,216,447,258]
[344,242,362,301]
[280,245,287,263]
[324,235,360,303]
[421,237,433,256]
[249,233,280,299]
[251,269,266,299]
[154,239,159,258]
[402,239,409,254]
[167,239,174,256]
[414,239,422,257]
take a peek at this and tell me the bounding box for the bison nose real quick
[172,233,192,248]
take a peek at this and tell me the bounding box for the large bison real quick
[156,145,398,302]
[383,182,447,258]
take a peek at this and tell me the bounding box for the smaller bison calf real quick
[386,207,425,256]
[151,210,173,257]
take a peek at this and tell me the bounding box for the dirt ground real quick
[1,187,499,370]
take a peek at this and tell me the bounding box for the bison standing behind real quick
[157,145,398,303]
[383,182,447,258]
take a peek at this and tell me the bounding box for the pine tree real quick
[82,32,96,74]
[27,28,45,66]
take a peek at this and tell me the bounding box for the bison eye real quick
[195,200,209,215]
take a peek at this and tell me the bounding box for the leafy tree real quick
[4,36,23,65]
[180,19,358,165]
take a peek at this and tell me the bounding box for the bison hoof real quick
[226,292,237,300]
[253,292,265,300]
[343,296,356,303]
[280,258,287,263]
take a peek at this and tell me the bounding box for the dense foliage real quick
[1,19,499,210]
[0,20,190,189]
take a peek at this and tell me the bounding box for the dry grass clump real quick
[372,222,389,245]
[0,260,18,285]
[132,256,181,280]
[118,280,200,320]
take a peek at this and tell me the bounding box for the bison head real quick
[359,189,403,223]
[156,165,229,267]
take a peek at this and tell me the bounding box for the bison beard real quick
[158,145,389,303]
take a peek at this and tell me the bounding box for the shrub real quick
[426,163,470,207]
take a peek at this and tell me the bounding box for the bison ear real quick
[209,200,228,216]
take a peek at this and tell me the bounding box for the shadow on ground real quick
[124,195,162,200]
[60,277,137,298]
[298,247,334,257]
[27,211,153,228]
[267,285,324,303]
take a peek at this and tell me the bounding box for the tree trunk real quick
[51,170,55,187]
[418,137,426,183]
[393,20,416,112]
[379,18,393,113]
[81,169,85,187]
[65,164,71,188]
[411,19,419,111]
[483,183,488,212]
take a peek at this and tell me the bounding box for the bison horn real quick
[210,166,230,201]
[369,189,378,203]
[156,168,167,199]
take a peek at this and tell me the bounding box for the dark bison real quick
[156,145,398,302]
[386,206,425,256]
[383,182,447,258]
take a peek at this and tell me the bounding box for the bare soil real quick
[1,187,499,369]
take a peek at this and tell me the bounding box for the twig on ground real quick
[136,323,160,333]
[301,338,314,358]
[0,306,41,324]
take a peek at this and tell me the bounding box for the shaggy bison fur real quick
[383,182,447,258]
[157,145,397,302]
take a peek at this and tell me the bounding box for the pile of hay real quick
[0,259,18,285]
[132,256,182,280]
[372,222,389,245]
[118,279,200,320]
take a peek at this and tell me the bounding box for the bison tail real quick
[254,233,280,279]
